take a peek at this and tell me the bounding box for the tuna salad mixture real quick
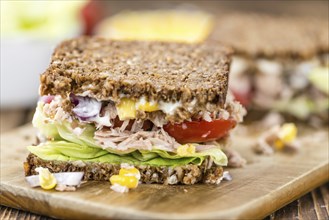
[37,94,245,153]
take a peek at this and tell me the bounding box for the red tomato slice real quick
[231,89,252,107]
[163,119,236,144]
[81,0,104,35]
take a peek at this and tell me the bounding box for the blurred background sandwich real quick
[210,13,328,125]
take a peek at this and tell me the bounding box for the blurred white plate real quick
[0,1,87,109]
[1,37,70,109]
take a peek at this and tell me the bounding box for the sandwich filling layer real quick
[28,94,245,167]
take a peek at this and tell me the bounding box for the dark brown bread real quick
[24,154,224,185]
[40,37,232,107]
[210,13,328,59]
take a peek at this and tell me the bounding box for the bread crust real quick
[24,154,224,185]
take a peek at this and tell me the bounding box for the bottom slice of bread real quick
[24,154,224,185]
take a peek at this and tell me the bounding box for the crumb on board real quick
[222,148,247,168]
[55,184,77,192]
[254,123,301,155]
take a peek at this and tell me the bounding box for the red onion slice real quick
[25,172,84,187]
[223,171,232,181]
[53,172,84,185]
[71,95,102,120]
[40,95,55,104]
[25,175,40,187]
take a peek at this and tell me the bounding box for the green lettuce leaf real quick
[27,141,219,166]
[32,102,61,140]
[273,95,329,119]
[308,67,329,95]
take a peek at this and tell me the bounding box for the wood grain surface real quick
[1,184,328,220]
[1,1,328,219]
[1,123,328,219]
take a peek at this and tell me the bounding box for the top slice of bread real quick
[40,37,232,107]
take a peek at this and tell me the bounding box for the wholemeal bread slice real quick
[209,13,328,59]
[24,154,224,185]
[40,37,232,108]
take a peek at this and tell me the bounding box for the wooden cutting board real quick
[1,124,328,219]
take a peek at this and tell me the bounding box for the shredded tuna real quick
[202,111,212,122]
[119,120,130,132]
[224,95,246,123]
[143,111,168,127]
[42,96,72,122]
[101,102,118,119]
[222,148,247,168]
[95,127,224,153]
[198,98,245,123]
[95,127,180,152]
[130,120,145,132]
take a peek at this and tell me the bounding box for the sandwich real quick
[24,37,245,185]
[210,13,329,124]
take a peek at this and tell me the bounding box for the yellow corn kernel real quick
[274,139,285,150]
[37,167,57,190]
[278,123,297,144]
[177,144,196,156]
[110,175,139,189]
[136,101,159,112]
[116,98,136,120]
[119,167,140,179]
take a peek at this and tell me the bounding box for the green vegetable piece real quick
[308,67,329,95]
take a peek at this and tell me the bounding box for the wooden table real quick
[1,109,328,219]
